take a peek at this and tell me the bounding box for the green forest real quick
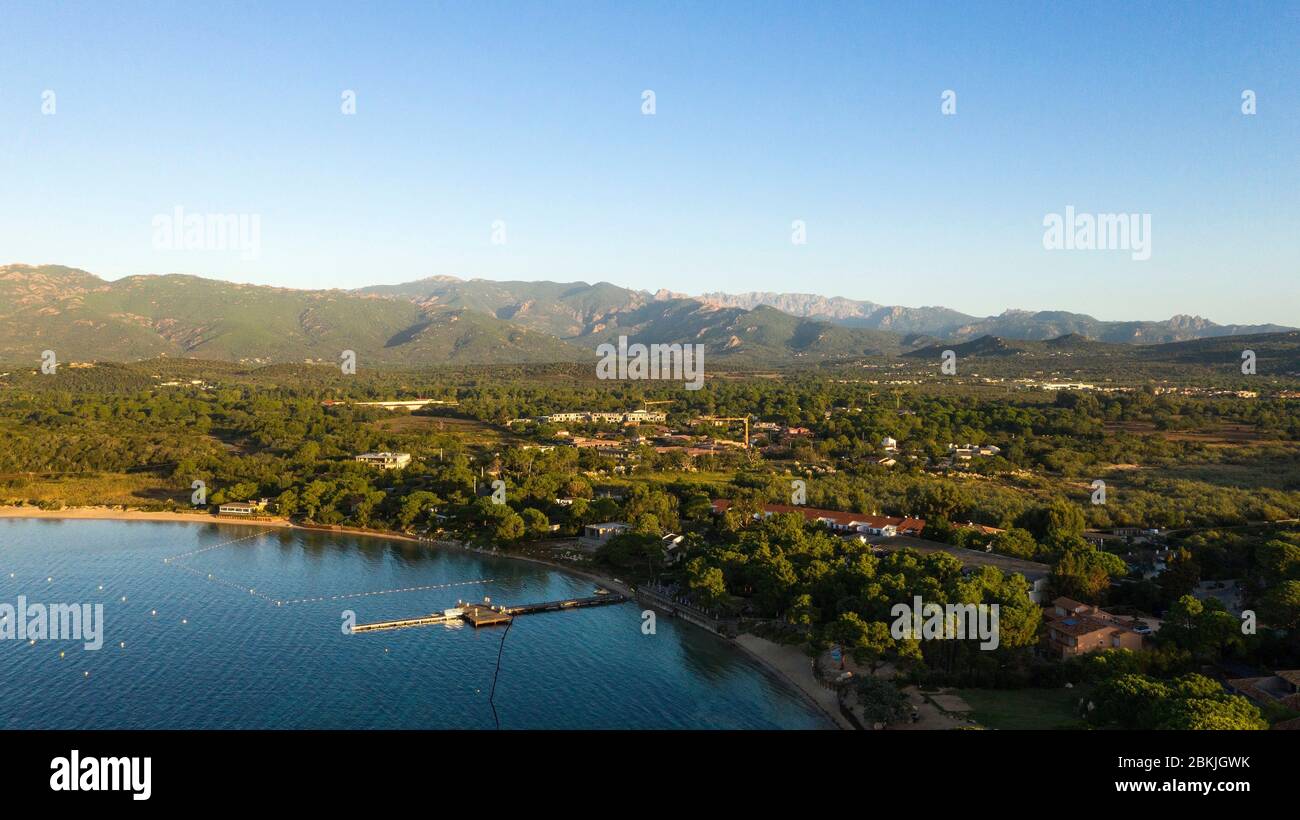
[2,358,1297,729]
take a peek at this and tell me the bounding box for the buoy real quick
[59,651,65,659]
[181,618,188,624]
[151,609,157,616]
[119,642,126,649]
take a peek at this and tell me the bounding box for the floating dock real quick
[462,603,513,627]
[351,592,628,633]
[350,613,451,632]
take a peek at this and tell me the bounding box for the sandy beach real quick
[0,507,635,592]
[733,633,854,730]
[0,505,295,528]
[0,506,437,544]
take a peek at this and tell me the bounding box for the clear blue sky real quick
[2,1,1296,324]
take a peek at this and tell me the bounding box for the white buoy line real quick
[161,527,497,610]
[163,528,276,563]
[277,578,496,606]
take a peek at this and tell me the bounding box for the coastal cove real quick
[0,516,833,730]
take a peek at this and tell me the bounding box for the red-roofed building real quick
[711,499,925,537]
[1042,597,1144,658]
[1226,670,1300,714]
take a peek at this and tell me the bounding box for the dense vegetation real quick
[1,358,1297,727]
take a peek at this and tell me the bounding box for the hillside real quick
[0,265,587,365]
[4,264,1296,369]
[695,291,1290,343]
[1133,330,1300,369]
[578,301,908,360]
[357,277,907,359]
[945,310,1292,345]
[356,277,650,339]
[903,333,1129,360]
[902,331,1300,375]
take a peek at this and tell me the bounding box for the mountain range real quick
[0,264,1292,367]
[695,291,1291,344]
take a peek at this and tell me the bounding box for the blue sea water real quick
[0,519,830,729]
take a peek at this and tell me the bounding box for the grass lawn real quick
[370,414,517,444]
[630,470,735,486]
[953,686,1089,730]
[0,472,178,508]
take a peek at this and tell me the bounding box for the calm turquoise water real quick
[0,519,829,729]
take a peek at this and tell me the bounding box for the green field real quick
[954,687,1090,730]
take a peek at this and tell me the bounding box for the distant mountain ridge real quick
[355,276,903,360]
[696,290,1291,344]
[361,276,1290,346]
[0,265,587,365]
[902,328,1300,371]
[1,264,1292,366]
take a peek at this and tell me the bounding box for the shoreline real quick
[434,542,635,598]
[731,633,853,730]
[0,505,633,590]
[0,505,842,728]
[0,505,296,528]
[0,506,430,543]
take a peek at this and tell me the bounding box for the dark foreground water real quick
[0,519,829,729]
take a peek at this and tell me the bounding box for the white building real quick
[579,521,631,548]
[544,412,587,423]
[544,410,667,425]
[948,443,1000,459]
[354,451,412,469]
[218,499,269,517]
[624,410,668,424]
[661,533,687,564]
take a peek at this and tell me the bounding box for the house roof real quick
[1227,677,1300,710]
[1276,670,1300,687]
[1047,615,1128,638]
[711,500,925,533]
[1044,597,1140,637]
[1052,596,1090,612]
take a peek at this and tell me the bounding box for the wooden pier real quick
[504,594,626,616]
[351,592,628,633]
[350,613,453,633]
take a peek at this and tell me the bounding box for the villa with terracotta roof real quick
[1042,597,1145,658]
[711,499,925,537]
[1226,670,1300,716]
